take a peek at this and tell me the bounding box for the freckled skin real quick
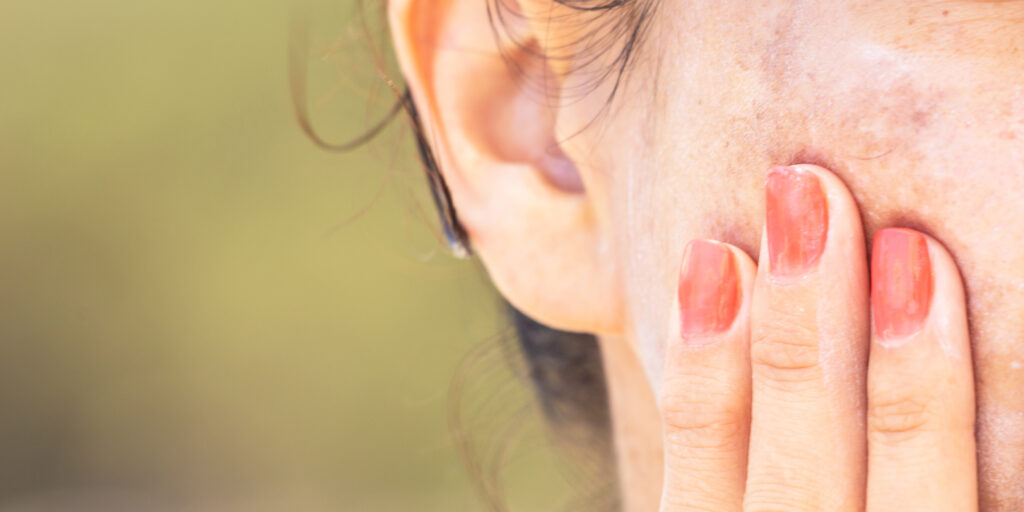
[557,1,1024,510]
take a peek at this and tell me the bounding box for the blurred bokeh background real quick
[0,1,569,510]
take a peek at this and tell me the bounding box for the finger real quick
[660,239,755,512]
[744,165,870,512]
[866,229,977,512]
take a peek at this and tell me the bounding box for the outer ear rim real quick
[387,0,626,335]
[403,89,473,258]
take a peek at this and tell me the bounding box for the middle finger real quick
[744,165,870,511]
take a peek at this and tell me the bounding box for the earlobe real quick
[388,0,624,334]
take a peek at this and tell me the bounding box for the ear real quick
[388,0,623,334]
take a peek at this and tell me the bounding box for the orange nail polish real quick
[678,240,741,340]
[765,166,829,276]
[871,228,933,340]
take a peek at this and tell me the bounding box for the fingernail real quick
[766,166,829,276]
[678,240,741,340]
[872,228,933,340]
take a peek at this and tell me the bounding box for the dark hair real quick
[508,307,618,510]
[291,1,657,509]
[488,0,658,111]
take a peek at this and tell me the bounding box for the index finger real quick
[660,239,756,512]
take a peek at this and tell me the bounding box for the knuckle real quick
[745,500,818,512]
[661,390,746,451]
[743,482,821,512]
[661,492,730,512]
[750,328,820,383]
[868,389,936,442]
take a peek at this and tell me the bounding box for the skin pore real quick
[389,0,1024,510]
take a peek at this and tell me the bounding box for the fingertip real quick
[725,242,757,290]
[870,227,969,357]
[922,231,971,358]
[871,228,934,344]
[676,239,753,344]
[725,242,756,332]
[784,164,865,240]
[761,163,867,283]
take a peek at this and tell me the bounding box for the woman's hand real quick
[659,165,976,511]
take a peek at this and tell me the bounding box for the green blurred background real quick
[0,1,568,510]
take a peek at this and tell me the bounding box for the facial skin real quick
[389,0,1024,510]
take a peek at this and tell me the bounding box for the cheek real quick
[754,15,1024,245]
[589,112,764,386]
[568,5,1024,387]
[605,132,682,385]
[783,51,1024,427]
[554,86,688,380]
